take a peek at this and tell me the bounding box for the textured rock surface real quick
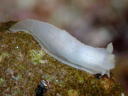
[0,23,126,96]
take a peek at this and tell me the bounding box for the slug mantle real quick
[9,19,115,75]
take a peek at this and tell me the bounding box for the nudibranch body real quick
[10,19,115,75]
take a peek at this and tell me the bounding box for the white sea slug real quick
[10,19,115,75]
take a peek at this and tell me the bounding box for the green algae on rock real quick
[29,49,47,65]
[0,24,126,96]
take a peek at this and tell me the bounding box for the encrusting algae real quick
[0,22,127,96]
